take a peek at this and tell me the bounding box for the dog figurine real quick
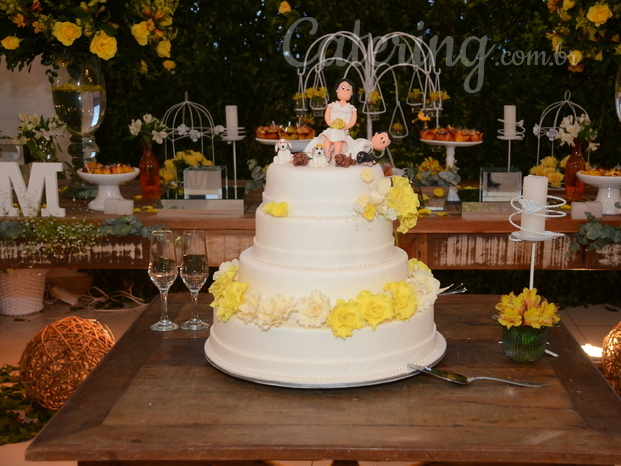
[333,153,356,168]
[273,139,293,164]
[308,144,328,168]
[356,150,377,166]
[292,152,309,167]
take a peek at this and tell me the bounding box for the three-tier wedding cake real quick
[205,161,446,387]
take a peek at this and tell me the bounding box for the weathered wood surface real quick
[2,182,620,269]
[27,294,621,466]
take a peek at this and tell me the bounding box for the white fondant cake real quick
[205,163,445,387]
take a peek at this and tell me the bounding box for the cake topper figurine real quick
[356,132,393,166]
[321,78,357,159]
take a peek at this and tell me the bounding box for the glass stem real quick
[190,291,199,322]
[160,288,170,322]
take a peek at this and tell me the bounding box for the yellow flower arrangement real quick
[0,0,178,80]
[159,149,213,196]
[530,155,567,188]
[495,288,561,329]
[547,0,621,71]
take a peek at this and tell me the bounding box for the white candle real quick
[503,105,516,138]
[521,175,547,238]
[225,105,238,138]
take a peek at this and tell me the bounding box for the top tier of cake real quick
[262,163,386,217]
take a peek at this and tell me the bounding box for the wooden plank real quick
[26,294,621,465]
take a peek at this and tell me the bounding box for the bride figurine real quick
[321,78,357,158]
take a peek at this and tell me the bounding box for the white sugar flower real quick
[292,290,331,328]
[360,168,375,183]
[237,290,262,323]
[212,259,239,281]
[407,268,441,314]
[254,294,295,330]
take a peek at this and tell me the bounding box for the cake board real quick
[204,331,447,389]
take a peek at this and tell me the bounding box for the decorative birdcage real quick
[162,93,217,164]
[533,91,590,165]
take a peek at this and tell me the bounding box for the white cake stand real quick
[576,172,621,215]
[419,139,483,167]
[77,168,140,211]
[256,138,311,153]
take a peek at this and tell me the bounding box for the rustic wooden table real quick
[26,294,621,466]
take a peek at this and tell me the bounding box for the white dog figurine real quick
[308,144,328,168]
[273,139,293,164]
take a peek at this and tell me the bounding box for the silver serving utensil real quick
[409,364,545,388]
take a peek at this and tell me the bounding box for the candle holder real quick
[497,119,525,170]
[508,193,567,289]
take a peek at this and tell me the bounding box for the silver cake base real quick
[204,331,447,389]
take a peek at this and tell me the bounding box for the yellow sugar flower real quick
[384,281,417,320]
[216,281,249,322]
[356,290,394,329]
[327,299,365,339]
[208,266,238,301]
[362,203,377,221]
[263,201,289,217]
[52,21,82,46]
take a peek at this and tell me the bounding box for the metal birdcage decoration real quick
[162,93,218,164]
[533,91,590,165]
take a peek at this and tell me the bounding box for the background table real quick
[26,294,621,465]
[2,181,621,270]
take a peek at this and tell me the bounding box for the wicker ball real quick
[601,321,621,396]
[19,316,115,410]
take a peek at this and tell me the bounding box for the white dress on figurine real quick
[321,102,356,143]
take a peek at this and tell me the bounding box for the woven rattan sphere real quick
[601,321,621,396]
[19,316,115,410]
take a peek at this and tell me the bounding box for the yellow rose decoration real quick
[90,31,117,60]
[586,3,613,26]
[547,171,564,188]
[52,22,82,46]
[356,290,394,330]
[263,202,289,217]
[384,281,417,320]
[1,36,20,50]
[160,168,176,183]
[216,281,249,322]
[327,299,365,339]
[131,21,151,46]
[156,40,171,58]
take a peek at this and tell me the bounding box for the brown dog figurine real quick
[333,153,356,168]
[292,152,309,167]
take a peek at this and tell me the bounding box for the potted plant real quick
[495,288,561,363]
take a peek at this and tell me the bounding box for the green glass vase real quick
[502,325,550,363]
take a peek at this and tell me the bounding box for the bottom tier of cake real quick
[205,308,446,388]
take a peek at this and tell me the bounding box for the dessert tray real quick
[420,139,483,167]
[576,171,621,215]
[204,331,446,389]
[77,168,139,211]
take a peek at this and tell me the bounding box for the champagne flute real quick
[179,230,210,330]
[148,230,179,331]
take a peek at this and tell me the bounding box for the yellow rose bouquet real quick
[0,0,178,79]
[530,155,566,188]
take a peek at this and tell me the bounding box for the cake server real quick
[408,364,545,388]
